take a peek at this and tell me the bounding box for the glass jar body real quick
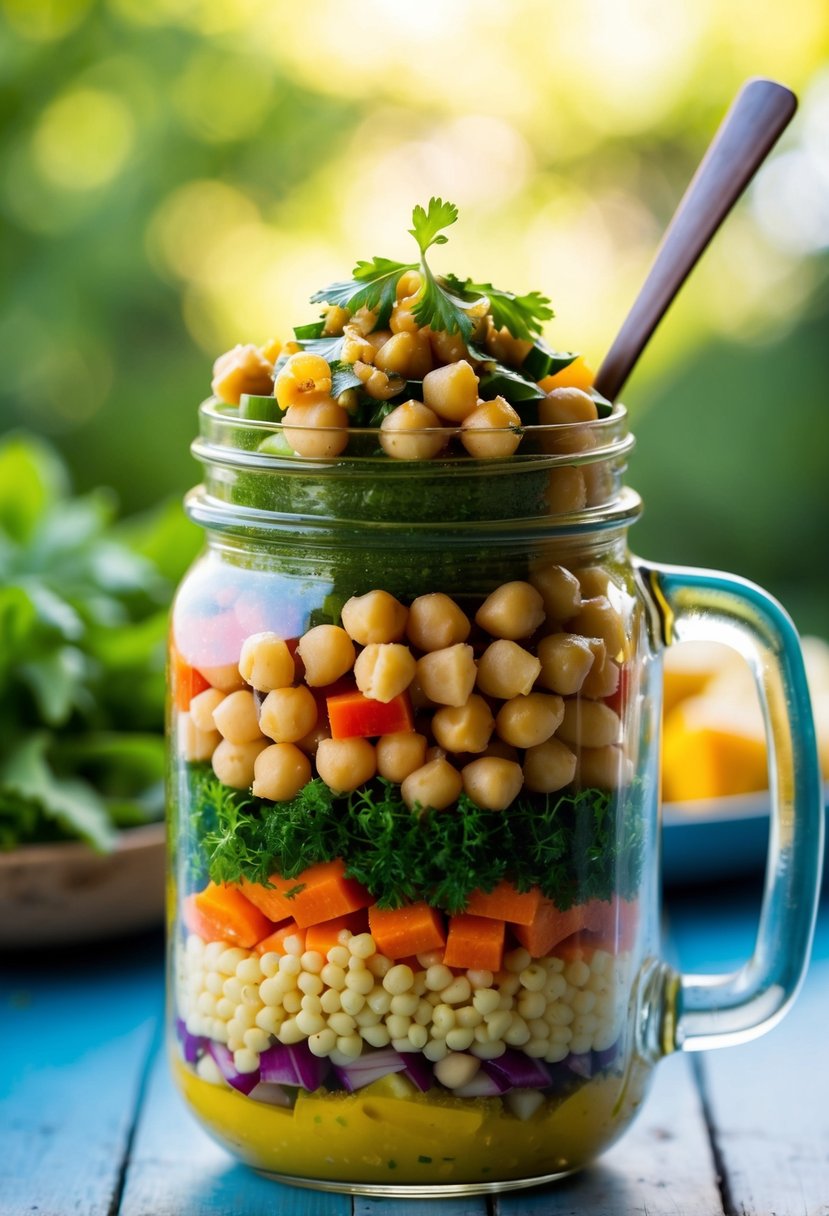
[168,503,663,1192]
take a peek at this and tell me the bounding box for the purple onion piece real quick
[249,1081,293,1107]
[332,1047,407,1093]
[259,1041,328,1091]
[454,1070,511,1098]
[484,1050,552,1090]
[401,1051,434,1093]
[593,1040,621,1072]
[566,1051,593,1079]
[207,1041,261,1095]
[175,1018,204,1065]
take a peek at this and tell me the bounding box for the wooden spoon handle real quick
[594,78,797,403]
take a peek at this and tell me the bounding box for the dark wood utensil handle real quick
[594,78,797,403]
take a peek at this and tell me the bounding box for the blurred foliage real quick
[0,434,200,848]
[0,0,827,631]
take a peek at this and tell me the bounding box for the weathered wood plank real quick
[698,956,829,1216]
[0,931,163,1216]
[354,1200,487,1216]
[495,1052,723,1216]
[118,1044,351,1216]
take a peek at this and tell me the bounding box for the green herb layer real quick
[185,770,645,913]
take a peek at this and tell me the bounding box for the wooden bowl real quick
[0,822,166,948]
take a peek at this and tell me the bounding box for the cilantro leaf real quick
[409,197,459,255]
[413,264,474,340]
[310,257,414,328]
[444,274,553,340]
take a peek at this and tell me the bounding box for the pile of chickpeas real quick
[177,926,629,1092]
[209,274,605,468]
[177,561,632,811]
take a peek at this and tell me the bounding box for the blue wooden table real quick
[3,876,828,1216]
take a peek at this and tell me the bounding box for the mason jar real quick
[167,399,822,1195]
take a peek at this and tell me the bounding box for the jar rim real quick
[195,397,634,473]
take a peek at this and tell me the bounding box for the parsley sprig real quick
[310,198,554,342]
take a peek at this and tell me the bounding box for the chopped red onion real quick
[332,1048,407,1092]
[207,1042,260,1095]
[259,1042,329,1091]
[483,1050,552,1090]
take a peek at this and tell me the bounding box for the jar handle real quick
[638,559,824,1052]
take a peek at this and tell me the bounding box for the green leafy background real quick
[1,2,828,844]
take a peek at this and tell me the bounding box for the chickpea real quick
[211,343,273,406]
[422,360,479,423]
[481,737,519,764]
[475,581,545,641]
[354,643,417,703]
[529,563,582,623]
[282,401,349,459]
[415,644,477,707]
[428,328,469,365]
[189,687,225,733]
[536,633,596,696]
[461,757,524,811]
[577,567,612,597]
[407,330,434,379]
[296,625,355,687]
[212,689,264,745]
[376,732,428,783]
[522,737,577,793]
[546,466,587,514]
[389,300,420,334]
[379,401,446,461]
[350,307,378,336]
[495,692,565,749]
[460,397,522,459]
[365,328,392,353]
[581,653,620,700]
[352,361,405,401]
[484,323,533,367]
[432,695,494,755]
[539,387,599,425]
[274,352,332,410]
[259,336,282,363]
[569,596,626,659]
[341,325,376,365]
[295,722,331,757]
[252,742,312,801]
[575,744,633,789]
[316,737,376,793]
[406,593,470,652]
[259,685,318,743]
[374,332,419,377]
[238,633,295,692]
[476,640,541,700]
[434,1052,480,1090]
[341,590,408,645]
[322,305,351,336]
[213,738,269,790]
[178,712,221,763]
[401,757,463,811]
[557,700,621,749]
[195,662,246,693]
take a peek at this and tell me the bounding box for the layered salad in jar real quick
[170,201,650,1188]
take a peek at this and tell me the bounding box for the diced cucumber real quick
[240,394,282,422]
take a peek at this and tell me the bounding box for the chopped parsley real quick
[186,772,645,913]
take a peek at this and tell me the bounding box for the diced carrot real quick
[514,896,638,958]
[368,902,446,960]
[443,914,505,972]
[538,355,594,393]
[240,860,373,929]
[327,690,413,740]
[305,910,369,957]
[182,893,211,939]
[464,881,542,926]
[513,899,592,959]
[171,645,211,711]
[191,882,274,949]
[254,920,305,955]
